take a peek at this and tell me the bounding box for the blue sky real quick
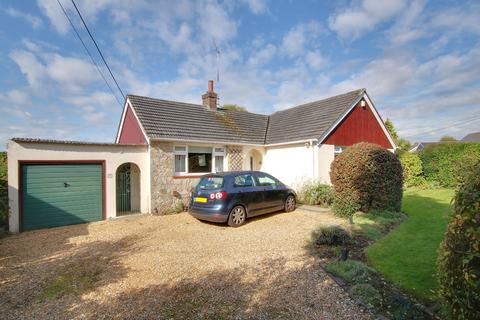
[0,0,479,148]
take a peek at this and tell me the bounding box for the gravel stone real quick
[0,209,371,319]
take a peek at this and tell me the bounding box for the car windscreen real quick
[197,176,224,190]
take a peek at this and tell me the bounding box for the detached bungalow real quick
[7,82,395,232]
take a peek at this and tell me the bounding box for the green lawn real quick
[367,188,454,301]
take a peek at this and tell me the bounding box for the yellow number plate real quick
[195,197,208,203]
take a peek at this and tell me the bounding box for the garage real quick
[20,162,105,231]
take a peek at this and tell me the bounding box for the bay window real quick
[174,145,225,175]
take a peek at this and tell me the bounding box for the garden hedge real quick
[437,162,480,320]
[419,142,480,187]
[0,152,8,231]
[330,143,403,218]
[399,152,426,187]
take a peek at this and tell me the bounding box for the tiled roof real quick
[127,88,365,145]
[461,132,480,142]
[128,95,269,145]
[10,137,143,147]
[265,89,365,144]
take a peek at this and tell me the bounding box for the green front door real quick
[21,164,103,230]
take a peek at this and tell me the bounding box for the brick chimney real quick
[202,80,218,110]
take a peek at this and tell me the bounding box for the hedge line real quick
[419,143,480,188]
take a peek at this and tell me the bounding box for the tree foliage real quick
[437,162,480,320]
[384,118,399,142]
[0,152,8,230]
[419,143,480,187]
[330,143,403,220]
[399,152,426,187]
[439,135,457,142]
[222,104,247,112]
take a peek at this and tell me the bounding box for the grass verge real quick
[367,188,453,301]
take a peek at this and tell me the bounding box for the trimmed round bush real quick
[399,152,426,187]
[437,162,480,320]
[311,225,350,246]
[330,143,403,217]
[298,182,334,206]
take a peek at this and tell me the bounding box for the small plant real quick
[332,196,360,224]
[298,182,334,206]
[437,163,480,320]
[349,283,382,309]
[311,225,351,246]
[324,260,375,284]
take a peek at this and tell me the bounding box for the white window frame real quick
[334,145,345,156]
[173,145,226,176]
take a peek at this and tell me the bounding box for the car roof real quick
[204,171,267,177]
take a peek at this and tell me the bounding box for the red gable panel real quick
[118,106,147,144]
[323,99,393,149]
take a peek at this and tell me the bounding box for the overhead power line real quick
[56,0,123,107]
[70,0,125,100]
[406,114,480,139]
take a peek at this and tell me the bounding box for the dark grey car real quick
[189,171,296,227]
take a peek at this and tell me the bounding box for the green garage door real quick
[21,164,103,230]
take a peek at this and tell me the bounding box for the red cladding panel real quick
[323,99,393,149]
[118,106,147,144]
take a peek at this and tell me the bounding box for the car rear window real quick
[197,176,224,190]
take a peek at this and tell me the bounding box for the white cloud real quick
[36,0,69,34]
[5,7,43,28]
[241,0,268,14]
[9,50,46,89]
[280,21,322,57]
[247,44,276,67]
[306,50,327,70]
[329,0,406,40]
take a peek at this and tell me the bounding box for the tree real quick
[439,135,457,142]
[222,104,247,112]
[384,118,399,142]
[385,118,411,154]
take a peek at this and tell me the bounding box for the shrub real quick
[330,143,403,218]
[298,182,334,206]
[420,142,480,187]
[349,283,382,308]
[311,225,350,246]
[437,162,480,320]
[0,152,7,231]
[399,152,426,187]
[324,260,375,284]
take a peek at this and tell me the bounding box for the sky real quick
[0,0,479,149]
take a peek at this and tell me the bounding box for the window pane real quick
[174,155,186,172]
[215,155,224,172]
[174,146,187,152]
[189,146,212,153]
[234,174,255,187]
[188,153,212,173]
[197,176,224,190]
[214,147,225,154]
[256,174,277,187]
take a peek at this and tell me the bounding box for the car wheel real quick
[285,195,296,212]
[228,205,246,227]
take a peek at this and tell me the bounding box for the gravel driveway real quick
[0,209,370,319]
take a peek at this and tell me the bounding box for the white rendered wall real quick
[7,141,149,233]
[262,142,317,189]
[317,144,335,184]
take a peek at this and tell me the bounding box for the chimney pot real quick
[202,80,217,111]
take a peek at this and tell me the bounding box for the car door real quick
[254,172,285,212]
[232,173,263,215]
